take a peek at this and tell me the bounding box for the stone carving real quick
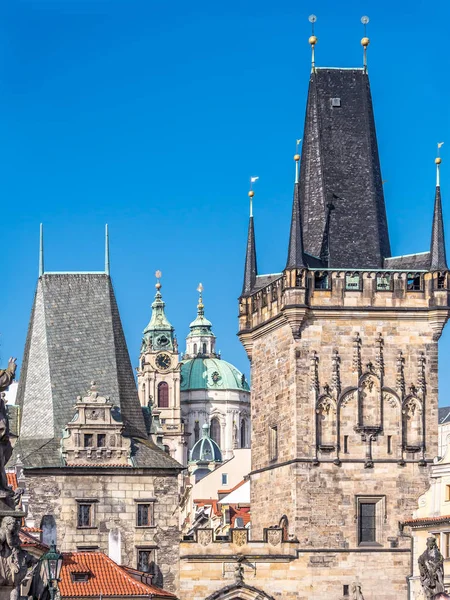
[359,374,381,430]
[266,528,282,546]
[331,349,341,396]
[418,536,445,598]
[418,352,426,395]
[310,351,319,394]
[0,360,16,394]
[234,556,244,584]
[0,516,37,599]
[197,529,213,546]
[232,529,248,547]
[383,392,398,409]
[376,333,384,378]
[396,351,405,397]
[352,333,362,376]
[351,581,364,600]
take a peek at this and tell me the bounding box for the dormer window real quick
[71,572,90,583]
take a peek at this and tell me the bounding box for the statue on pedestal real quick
[419,536,445,598]
[0,358,39,598]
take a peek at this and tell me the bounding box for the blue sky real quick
[2,1,450,400]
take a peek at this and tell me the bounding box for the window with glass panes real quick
[359,502,376,543]
[77,503,93,528]
[137,549,156,573]
[136,503,154,527]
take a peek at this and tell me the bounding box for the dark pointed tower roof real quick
[299,68,391,268]
[286,151,306,269]
[242,201,257,296]
[430,158,448,270]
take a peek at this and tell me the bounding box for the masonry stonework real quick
[24,469,180,594]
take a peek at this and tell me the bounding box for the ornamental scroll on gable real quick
[61,381,131,465]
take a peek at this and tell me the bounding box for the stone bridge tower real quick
[237,59,450,596]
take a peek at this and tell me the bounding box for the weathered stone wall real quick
[249,314,436,540]
[24,469,180,594]
[179,532,414,600]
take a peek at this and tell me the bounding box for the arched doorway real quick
[205,582,275,600]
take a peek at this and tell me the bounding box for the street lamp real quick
[40,542,63,600]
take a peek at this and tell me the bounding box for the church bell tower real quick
[137,272,185,463]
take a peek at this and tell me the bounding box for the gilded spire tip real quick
[249,176,259,217]
[155,270,162,291]
[361,16,370,71]
[308,15,317,71]
[436,143,444,186]
[294,139,302,183]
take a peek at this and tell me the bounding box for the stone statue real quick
[0,360,16,394]
[351,581,364,600]
[419,536,445,598]
[0,516,37,600]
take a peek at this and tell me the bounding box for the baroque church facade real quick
[137,280,251,466]
[177,37,450,600]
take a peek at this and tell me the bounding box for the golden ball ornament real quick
[436,157,442,165]
[248,190,255,197]
[309,35,317,46]
[361,37,370,47]
[294,154,300,161]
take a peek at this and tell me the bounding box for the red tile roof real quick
[403,515,450,527]
[218,479,247,495]
[230,505,251,527]
[193,500,221,517]
[60,552,176,598]
[19,529,48,552]
[6,472,18,490]
[22,527,42,533]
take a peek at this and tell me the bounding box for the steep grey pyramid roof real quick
[299,68,391,269]
[14,273,175,467]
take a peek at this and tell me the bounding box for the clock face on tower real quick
[156,353,172,371]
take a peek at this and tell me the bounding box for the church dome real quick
[189,424,222,463]
[180,358,250,392]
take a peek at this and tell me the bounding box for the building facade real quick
[138,281,251,465]
[137,277,186,464]
[12,260,182,596]
[178,41,450,600]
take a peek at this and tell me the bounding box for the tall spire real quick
[105,224,110,275]
[308,15,318,72]
[361,16,370,72]
[185,283,216,358]
[142,271,175,352]
[286,150,306,269]
[242,182,258,296]
[39,223,44,277]
[430,151,448,271]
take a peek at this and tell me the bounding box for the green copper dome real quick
[180,357,250,392]
[189,424,222,463]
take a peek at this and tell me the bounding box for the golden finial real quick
[309,15,317,71]
[155,269,162,290]
[361,16,370,72]
[294,139,302,183]
[197,283,204,312]
[249,176,259,217]
[436,143,444,186]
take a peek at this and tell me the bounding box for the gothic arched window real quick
[210,417,221,447]
[240,419,247,448]
[158,382,169,408]
[202,343,207,354]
